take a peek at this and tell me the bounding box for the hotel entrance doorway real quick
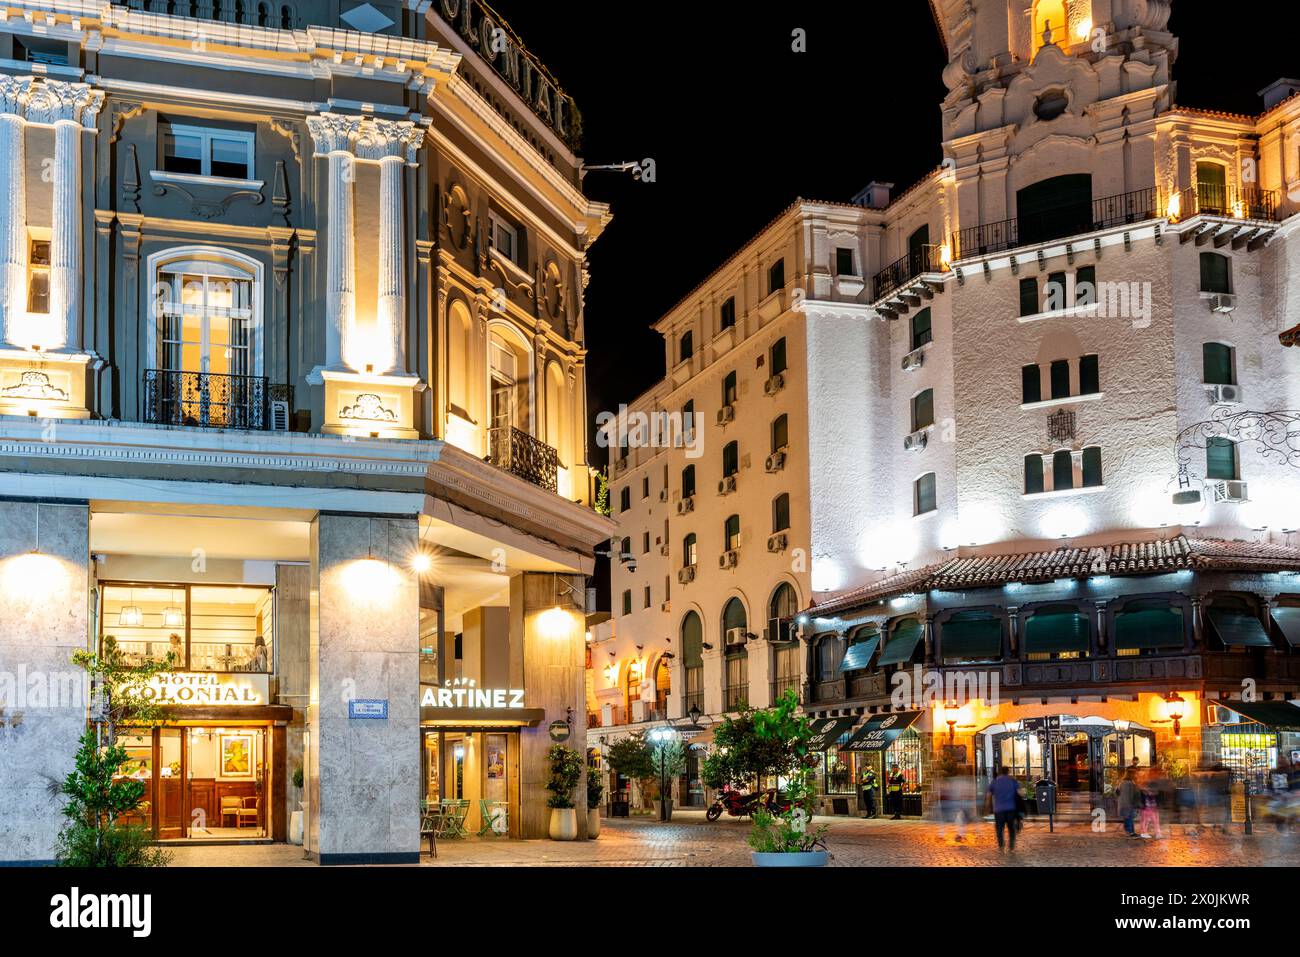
[116,724,277,840]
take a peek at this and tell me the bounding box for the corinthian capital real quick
[25,80,104,127]
[0,75,34,119]
[307,112,364,155]
[355,118,423,163]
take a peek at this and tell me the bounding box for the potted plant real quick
[289,765,305,845]
[703,689,829,866]
[586,765,604,838]
[647,734,687,821]
[545,744,584,840]
[605,733,656,814]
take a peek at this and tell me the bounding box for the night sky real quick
[488,1,1297,458]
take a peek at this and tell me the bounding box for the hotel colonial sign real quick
[436,0,582,150]
[139,672,269,707]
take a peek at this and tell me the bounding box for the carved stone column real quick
[27,80,104,352]
[0,76,33,342]
[306,113,361,371]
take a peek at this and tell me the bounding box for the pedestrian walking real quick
[986,765,1020,851]
[939,771,974,842]
[859,764,878,819]
[1138,771,1163,839]
[1116,769,1141,837]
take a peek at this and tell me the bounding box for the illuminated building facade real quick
[593,0,1300,816]
[0,0,611,863]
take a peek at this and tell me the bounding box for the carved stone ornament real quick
[340,393,397,422]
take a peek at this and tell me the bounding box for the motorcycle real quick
[705,787,791,822]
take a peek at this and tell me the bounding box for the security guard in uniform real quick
[886,763,905,819]
[859,765,879,818]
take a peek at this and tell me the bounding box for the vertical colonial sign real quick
[436,0,582,150]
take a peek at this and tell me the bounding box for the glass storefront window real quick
[1221,731,1278,790]
[824,748,854,794]
[100,582,273,673]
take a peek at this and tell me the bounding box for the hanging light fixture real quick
[162,606,184,628]
[118,586,143,627]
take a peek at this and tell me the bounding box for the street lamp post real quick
[648,725,676,823]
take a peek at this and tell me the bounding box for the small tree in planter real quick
[606,733,656,812]
[585,764,604,838]
[55,638,175,867]
[646,734,687,819]
[545,744,584,840]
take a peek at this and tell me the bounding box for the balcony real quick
[142,369,280,430]
[871,243,946,303]
[118,0,304,29]
[1174,183,1281,249]
[682,690,704,718]
[769,675,801,702]
[723,684,749,712]
[952,187,1160,260]
[489,426,559,492]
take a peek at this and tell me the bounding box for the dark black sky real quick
[490,1,1297,458]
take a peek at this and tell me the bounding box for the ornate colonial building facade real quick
[592,0,1300,817]
[0,0,612,863]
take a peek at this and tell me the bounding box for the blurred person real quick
[986,765,1020,852]
[1117,769,1141,838]
[939,770,975,843]
[1138,770,1163,839]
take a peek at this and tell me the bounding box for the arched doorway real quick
[651,656,670,721]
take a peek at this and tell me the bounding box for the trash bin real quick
[1034,779,1057,815]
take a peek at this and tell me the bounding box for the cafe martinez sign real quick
[436,0,582,150]
[139,672,268,706]
[421,681,526,710]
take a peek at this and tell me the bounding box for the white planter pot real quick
[751,850,829,867]
[289,810,304,846]
[549,807,578,841]
[587,807,601,839]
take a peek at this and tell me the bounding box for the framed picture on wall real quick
[486,743,505,779]
[219,733,254,780]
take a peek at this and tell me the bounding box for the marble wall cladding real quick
[0,502,89,863]
[309,513,420,860]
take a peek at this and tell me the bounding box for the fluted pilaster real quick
[0,76,33,346]
[307,113,362,370]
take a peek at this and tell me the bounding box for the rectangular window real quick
[1079,354,1099,394]
[1024,455,1044,494]
[1206,437,1237,480]
[622,590,632,616]
[1082,446,1103,487]
[14,36,69,65]
[1200,253,1231,294]
[724,515,741,551]
[641,532,650,554]
[1203,343,1234,385]
[1053,450,1074,491]
[1019,277,1039,317]
[722,371,737,406]
[1045,271,1068,311]
[641,476,650,499]
[911,308,932,351]
[768,258,785,295]
[643,586,652,609]
[772,494,791,532]
[681,466,696,499]
[771,414,788,453]
[161,123,254,180]
[619,487,630,512]
[911,390,934,431]
[1021,364,1041,404]
[1049,359,1071,400]
[835,247,855,276]
[1075,266,1096,306]
[26,238,50,315]
[722,441,739,477]
[489,211,520,264]
[770,337,788,375]
[679,331,694,362]
[720,297,736,329]
[914,472,937,515]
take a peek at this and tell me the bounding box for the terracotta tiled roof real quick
[804,535,1300,618]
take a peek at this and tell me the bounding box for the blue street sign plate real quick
[348,699,389,719]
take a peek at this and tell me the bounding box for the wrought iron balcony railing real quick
[142,369,276,430]
[872,243,944,302]
[118,0,304,29]
[952,187,1161,260]
[682,690,704,719]
[488,425,560,492]
[1176,183,1279,223]
[723,684,748,712]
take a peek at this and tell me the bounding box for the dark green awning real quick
[1114,608,1185,650]
[1207,608,1273,648]
[840,711,923,751]
[1220,699,1300,731]
[1271,607,1300,647]
[877,619,924,666]
[1024,610,1090,655]
[804,715,860,751]
[839,636,880,672]
[940,617,1001,660]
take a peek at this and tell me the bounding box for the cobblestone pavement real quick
[164,810,1300,867]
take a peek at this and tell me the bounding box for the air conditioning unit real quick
[903,429,928,452]
[1208,383,1243,405]
[901,348,924,372]
[658,489,669,502]
[1209,293,1236,314]
[767,532,788,553]
[718,549,738,570]
[659,543,669,557]
[269,399,291,431]
[765,451,786,473]
[677,565,697,585]
[724,626,747,646]
[763,373,785,396]
[676,496,695,515]
[716,404,736,425]
[660,600,672,613]
[1208,479,1249,503]
[717,475,737,495]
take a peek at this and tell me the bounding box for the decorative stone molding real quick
[25,80,104,128]
[0,75,34,117]
[355,118,423,163]
[306,112,362,155]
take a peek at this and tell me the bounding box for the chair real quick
[419,804,443,858]
[236,796,260,829]
[219,795,241,828]
[436,799,470,839]
[477,800,508,837]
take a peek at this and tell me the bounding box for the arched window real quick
[914,472,936,515]
[681,464,696,498]
[1031,0,1069,54]
[769,580,802,701]
[624,659,641,719]
[1200,252,1231,294]
[1206,436,1238,480]
[815,633,842,682]
[489,327,531,435]
[1025,454,1045,494]
[681,611,704,716]
[1203,342,1235,385]
[1081,446,1103,487]
[279,4,294,29]
[772,493,790,533]
[723,514,741,551]
[722,440,739,477]
[1053,449,1074,490]
[771,414,788,453]
[721,597,748,710]
[1196,160,1228,215]
[768,582,797,641]
[652,657,670,718]
[682,532,697,568]
[447,299,473,419]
